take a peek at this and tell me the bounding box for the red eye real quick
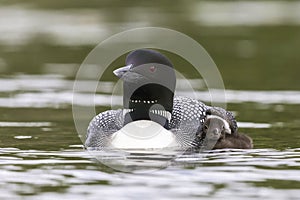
[149,66,156,72]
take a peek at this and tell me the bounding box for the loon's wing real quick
[206,106,238,134]
[85,109,123,148]
[170,96,208,147]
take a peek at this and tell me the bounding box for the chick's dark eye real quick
[204,125,208,130]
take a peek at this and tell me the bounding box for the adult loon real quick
[85,49,237,149]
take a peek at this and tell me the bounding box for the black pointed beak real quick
[113,64,132,78]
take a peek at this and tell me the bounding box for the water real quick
[1,1,300,199]
[0,75,299,199]
[1,148,300,199]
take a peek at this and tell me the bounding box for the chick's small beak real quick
[113,64,132,78]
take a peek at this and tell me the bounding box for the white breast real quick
[110,120,177,149]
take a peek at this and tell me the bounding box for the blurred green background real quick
[0,0,299,90]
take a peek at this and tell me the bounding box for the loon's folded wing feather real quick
[85,109,123,148]
[170,96,208,147]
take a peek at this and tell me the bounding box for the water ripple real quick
[1,76,300,108]
[0,148,299,199]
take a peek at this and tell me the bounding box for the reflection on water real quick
[1,2,300,46]
[0,6,108,46]
[192,1,300,26]
[1,75,300,108]
[1,148,300,199]
[0,122,52,127]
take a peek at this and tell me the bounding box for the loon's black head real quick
[113,49,176,128]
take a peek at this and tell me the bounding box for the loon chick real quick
[203,115,253,149]
[85,49,237,149]
[206,107,238,134]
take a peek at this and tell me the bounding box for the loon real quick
[85,49,237,149]
[202,115,253,149]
